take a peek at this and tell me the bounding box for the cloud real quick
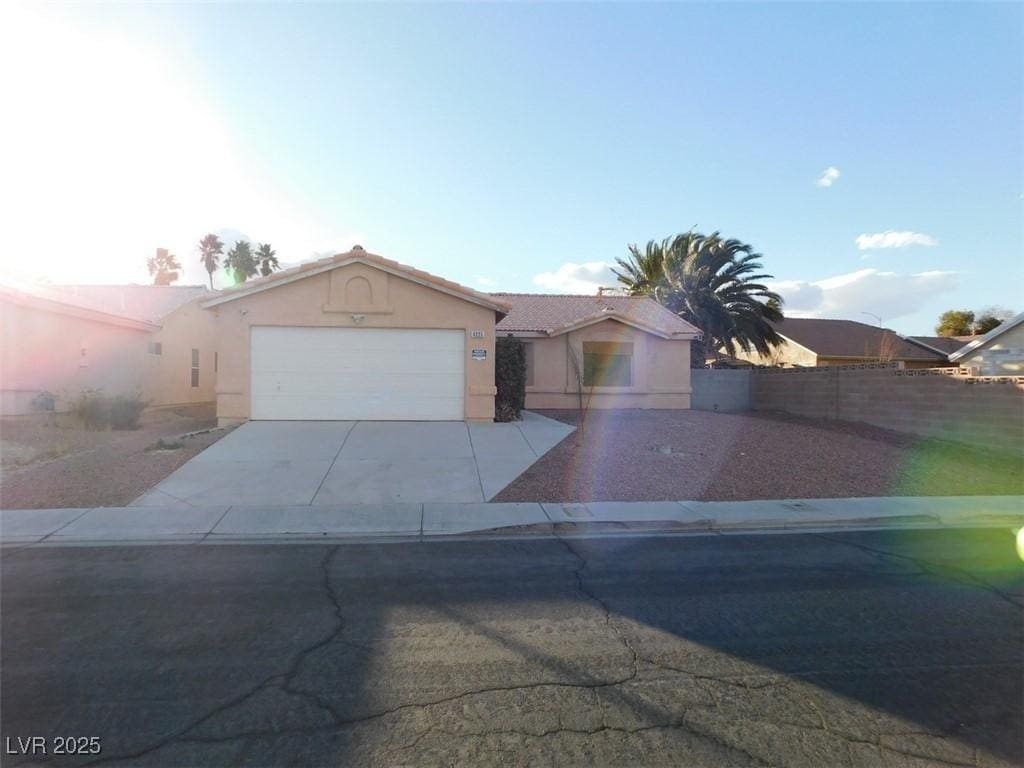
[533,261,618,294]
[815,167,841,187]
[769,268,958,323]
[475,276,497,287]
[855,231,938,250]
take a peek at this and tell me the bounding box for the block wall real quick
[751,362,1024,453]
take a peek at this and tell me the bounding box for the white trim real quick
[948,311,1024,362]
[201,256,510,314]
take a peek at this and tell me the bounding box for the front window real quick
[191,348,200,388]
[147,341,162,356]
[523,342,534,386]
[582,341,632,387]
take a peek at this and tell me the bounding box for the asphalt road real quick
[2,529,1022,767]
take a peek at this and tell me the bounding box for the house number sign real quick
[471,330,485,338]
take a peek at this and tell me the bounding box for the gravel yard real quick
[0,405,230,509]
[493,409,1024,503]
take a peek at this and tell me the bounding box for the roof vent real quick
[352,244,365,251]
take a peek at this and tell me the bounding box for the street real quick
[2,529,1022,767]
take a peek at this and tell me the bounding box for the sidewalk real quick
[2,496,1021,547]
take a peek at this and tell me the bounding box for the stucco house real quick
[948,311,1024,375]
[1,248,701,422]
[0,283,215,415]
[731,318,951,369]
[493,293,700,410]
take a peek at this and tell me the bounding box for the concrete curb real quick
[1,496,1021,548]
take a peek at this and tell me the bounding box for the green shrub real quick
[495,337,527,422]
[72,390,147,430]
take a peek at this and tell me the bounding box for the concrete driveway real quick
[133,412,574,506]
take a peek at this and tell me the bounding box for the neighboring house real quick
[907,335,978,357]
[493,293,701,410]
[948,311,1024,375]
[731,318,951,369]
[0,283,216,415]
[1,249,703,422]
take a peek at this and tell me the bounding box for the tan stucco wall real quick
[211,263,498,422]
[143,298,218,407]
[0,299,150,414]
[732,339,818,368]
[519,319,691,410]
[956,322,1024,375]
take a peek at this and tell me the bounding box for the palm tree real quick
[146,248,181,286]
[198,234,224,290]
[614,231,783,366]
[223,241,257,284]
[255,243,280,277]
[614,236,673,296]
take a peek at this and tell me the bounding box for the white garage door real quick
[251,327,465,420]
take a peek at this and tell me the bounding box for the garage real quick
[250,326,465,421]
[201,249,508,423]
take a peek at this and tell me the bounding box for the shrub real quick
[72,390,147,430]
[109,394,147,430]
[146,438,184,452]
[495,337,526,423]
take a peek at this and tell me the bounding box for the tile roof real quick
[42,284,210,323]
[908,335,977,355]
[492,293,701,337]
[202,247,512,314]
[0,284,162,331]
[773,318,947,361]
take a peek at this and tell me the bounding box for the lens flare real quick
[563,324,639,499]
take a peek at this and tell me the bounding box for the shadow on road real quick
[1,528,1021,766]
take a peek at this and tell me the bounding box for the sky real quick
[1,2,1021,335]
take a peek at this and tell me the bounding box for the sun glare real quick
[0,6,240,284]
[0,5,351,288]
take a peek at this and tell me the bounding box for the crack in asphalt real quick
[81,546,347,767]
[552,534,641,681]
[83,541,645,765]
[811,533,1024,610]
[76,537,999,767]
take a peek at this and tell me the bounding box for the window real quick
[214,351,218,373]
[147,341,162,356]
[191,348,200,388]
[582,341,632,387]
[523,342,534,386]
